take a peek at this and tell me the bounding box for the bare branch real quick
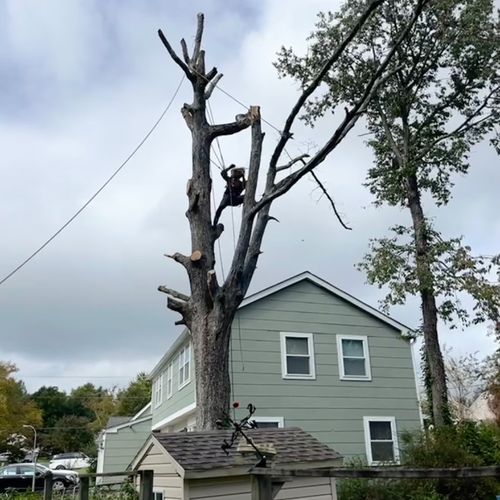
[310,171,352,230]
[167,296,188,314]
[253,0,427,215]
[192,13,204,68]
[158,286,190,302]
[180,38,190,64]
[164,252,191,269]
[224,109,264,300]
[269,0,386,173]
[205,73,223,100]
[158,29,194,82]
[208,111,253,139]
[205,67,218,81]
[276,154,310,172]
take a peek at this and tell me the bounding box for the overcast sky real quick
[1,0,498,394]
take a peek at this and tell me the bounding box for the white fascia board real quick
[149,329,190,378]
[106,415,152,434]
[152,402,197,431]
[240,271,415,337]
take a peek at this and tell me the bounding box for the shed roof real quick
[152,427,341,472]
[106,416,130,429]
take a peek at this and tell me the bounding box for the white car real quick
[49,452,90,470]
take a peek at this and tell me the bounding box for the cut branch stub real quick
[191,250,203,263]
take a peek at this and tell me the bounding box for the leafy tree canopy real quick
[115,372,151,417]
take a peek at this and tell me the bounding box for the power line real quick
[0,76,186,287]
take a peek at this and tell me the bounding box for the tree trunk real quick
[191,309,233,429]
[406,173,450,426]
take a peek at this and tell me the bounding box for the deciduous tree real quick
[275,0,500,426]
[0,362,42,448]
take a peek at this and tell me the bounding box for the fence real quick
[38,470,153,500]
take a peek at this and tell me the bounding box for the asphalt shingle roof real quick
[153,427,341,471]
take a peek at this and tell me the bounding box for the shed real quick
[130,427,342,499]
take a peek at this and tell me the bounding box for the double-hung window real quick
[178,343,191,389]
[280,332,316,379]
[153,374,163,408]
[337,335,371,380]
[251,416,284,428]
[363,417,400,464]
[166,363,173,399]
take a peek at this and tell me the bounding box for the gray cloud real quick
[1,0,498,393]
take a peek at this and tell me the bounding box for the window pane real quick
[371,441,394,462]
[286,337,309,355]
[287,356,310,375]
[342,339,364,357]
[369,421,392,440]
[255,421,279,428]
[344,358,366,376]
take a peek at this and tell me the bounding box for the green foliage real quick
[359,225,500,329]
[90,479,139,500]
[115,373,151,417]
[275,0,500,325]
[45,415,94,453]
[339,423,500,500]
[0,363,42,452]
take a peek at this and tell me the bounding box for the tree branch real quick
[205,73,223,99]
[180,38,190,64]
[252,0,427,215]
[224,108,264,302]
[164,252,191,270]
[167,296,188,315]
[208,110,254,139]
[269,0,387,173]
[158,29,194,82]
[158,286,190,302]
[191,13,204,68]
[310,171,352,230]
[276,154,310,172]
[376,101,404,166]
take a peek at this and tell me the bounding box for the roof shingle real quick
[153,427,341,472]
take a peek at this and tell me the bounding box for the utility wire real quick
[0,76,186,287]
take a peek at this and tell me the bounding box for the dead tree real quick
[157,2,426,430]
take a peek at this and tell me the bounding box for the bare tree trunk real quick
[406,173,450,426]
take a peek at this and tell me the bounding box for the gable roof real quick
[134,427,341,477]
[240,271,413,334]
[150,271,414,377]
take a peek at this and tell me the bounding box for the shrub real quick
[338,422,500,500]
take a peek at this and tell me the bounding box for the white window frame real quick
[280,332,316,380]
[166,363,173,399]
[252,416,284,428]
[363,416,400,465]
[337,334,372,381]
[153,374,163,408]
[178,343,191,389]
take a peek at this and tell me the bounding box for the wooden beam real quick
[250,465,500,479]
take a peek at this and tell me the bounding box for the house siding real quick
[100,418,151,484]
[152,344,196,429]
[135,442,183,499]
[188,476,253,500]
[230,279,421,460]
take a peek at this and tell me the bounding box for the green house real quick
[148,271,422,465]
